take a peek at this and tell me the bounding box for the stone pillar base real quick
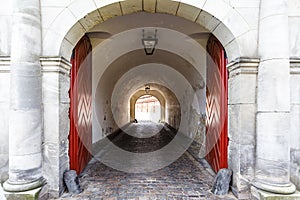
[252,181,296,195]
[3,178,44,192]
[4,187,42,200]
[251,186,300,200]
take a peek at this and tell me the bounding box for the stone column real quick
[253,0,296,194]
[3,0,44,192]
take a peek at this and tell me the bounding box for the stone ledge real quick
[251,186,300,200]
[0,57,71,75]
[4,187,41,200]
[0,56,10,73]
[40,57,71,75]
[227,57,259,78]
[291,58,300,74]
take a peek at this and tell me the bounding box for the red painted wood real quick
[69,35,92,174]
[206,35,228,173]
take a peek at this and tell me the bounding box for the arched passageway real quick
[41,1,248,198]
[134,95,161,122]
[67,11,229,198]
[129,84,179,124]
[4,0,298,199]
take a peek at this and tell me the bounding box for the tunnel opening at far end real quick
[134,95,161,123]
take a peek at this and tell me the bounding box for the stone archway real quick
[41,1,259,198]
[41,0,257,62]
[130,89,166,122]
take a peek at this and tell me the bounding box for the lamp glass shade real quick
[145,85,150,93]
[142,38,157,55]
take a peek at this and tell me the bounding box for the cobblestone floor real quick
[55,122,236,200]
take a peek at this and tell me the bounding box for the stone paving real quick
[54,122,236,200]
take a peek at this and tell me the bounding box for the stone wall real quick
[0,1,11,56]
[0,3,11,182]
[39,0,256,62]
[227,58,259,199]
[0,0,298,198]
[288,0,300,58]
[0,57,9,183]
[290,59,300,190]
[41,57,71,198]
[289,6,300,189]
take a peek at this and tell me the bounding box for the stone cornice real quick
[1,56,300,76]
[228,57,300,77]
[40,57,71,76]
[0,56,10,73]
[290,58,300,75]
[0,56,71,75]
[227,57,260,78]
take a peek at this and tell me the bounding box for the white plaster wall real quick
[150,84,181,129]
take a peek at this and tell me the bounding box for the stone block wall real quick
[289,2,300,190]
[41,57,71,198]
[290,59,300,190]
[0,4,11,181]
[0,1,11,56]
[227,58,259,199]
[0,57,9,183]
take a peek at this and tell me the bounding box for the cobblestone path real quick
[56,122,236,200]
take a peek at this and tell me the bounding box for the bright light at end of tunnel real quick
[135,95,161,123]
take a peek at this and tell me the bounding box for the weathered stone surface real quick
[254,0,295,194]
[98,3,122,21]
[0,16,12,55]
[78,10,103,31]
[256,112,290,162]
[120,0,143,15]
[156,0,180,15]
[4,187,41,200]
[0,185,6,200]
[177,3,200,22]
[211,168,233,195]
[251,186,300,200]
[289,17,300,58]
[64,22,85,46]
[4,0,44,191]
[143,0,156,13]
[290,149,300,191]
[228,104,256,144]
[257,59,290,112]
[203,0,231,23]
[63,170,82,194]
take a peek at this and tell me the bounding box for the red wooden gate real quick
[205,35,228,172]
[69,35,92,174]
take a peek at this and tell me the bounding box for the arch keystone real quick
[156,0,180,15]
[120,0,143,15]
[143,0,156,13]
[98,2,123,21]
